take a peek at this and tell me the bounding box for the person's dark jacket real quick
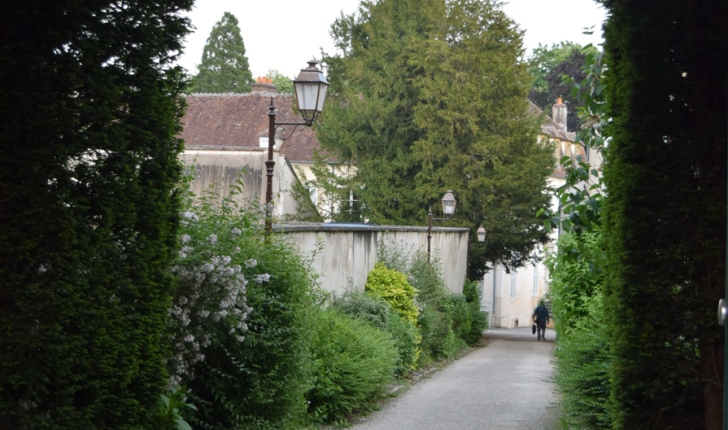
[533,304,549,326]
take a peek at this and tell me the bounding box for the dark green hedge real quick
[601,1,728,428]
[0,1,192,427]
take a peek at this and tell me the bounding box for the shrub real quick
[418,305,458,363]
[547,230,611,429]
[462,280,488,345]
[331,291,420,375]
[407,252,461,362]
[172,185,316,430]
[447,294,471,349]
[331,290,391,330]
[365,262,418,326]
[306,309,398,424]
[552,295,611,429]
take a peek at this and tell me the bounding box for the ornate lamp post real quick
[427,190,457,262]
[265,60,328,237]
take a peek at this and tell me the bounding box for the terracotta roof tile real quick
[181,92,320,162]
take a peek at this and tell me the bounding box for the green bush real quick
[447,294,471,348]
[365,262,419,326]
[331,290,391,329]
[418,305,458,363]
[331,291,420,375]
[552,295,611,429]
[306,309,398,424]
[547,230,611,429]
[462,280,488,345]
[173,185,316,430]
[407,252,461,362]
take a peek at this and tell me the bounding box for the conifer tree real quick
[601,0,728,428]
[0,0,191,427]
[318,0,553,272]
[191,12,253,93]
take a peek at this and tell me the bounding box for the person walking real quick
[533,300,550,341]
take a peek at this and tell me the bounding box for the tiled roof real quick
[180,94,574,164]
[180,92,320,162]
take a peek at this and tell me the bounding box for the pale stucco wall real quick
[181,150,300,219]
[276,224,470,296]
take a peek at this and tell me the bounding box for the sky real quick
[177,0,608,79]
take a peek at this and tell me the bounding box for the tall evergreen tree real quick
[318,0,553,273]
[191,12,253,93]
[601,0,728,428]
[0,0,191,428]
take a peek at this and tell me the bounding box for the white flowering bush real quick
[168,208,258,383]
[169,179,318,429]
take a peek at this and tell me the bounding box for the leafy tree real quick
[601,0,728,428]
[528,42,583,92]
[190,12,253,93]
[527,42,599,131]
[318,0,553,274]
[265,69,294,94]
[0,0,192,428]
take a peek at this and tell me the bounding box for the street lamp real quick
[477,225,486,242]
[266,60,328,237]
[427,190,457,262]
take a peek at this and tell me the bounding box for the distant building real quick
[180,78,340,221]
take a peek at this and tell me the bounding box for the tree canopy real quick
[0,0,192,427]
[527,42,599,131]
[316,0,553,274]
[265,69,294,94]
[190,12,253,93]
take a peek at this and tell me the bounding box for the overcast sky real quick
[177,0,608,79]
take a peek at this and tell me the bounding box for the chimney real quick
[552,97,568,129]
[251,77,277,94]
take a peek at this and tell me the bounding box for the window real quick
[309,186,318,206]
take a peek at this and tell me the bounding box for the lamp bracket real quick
[275,120,310,127]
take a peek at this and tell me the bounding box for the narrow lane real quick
[350,328,559,430]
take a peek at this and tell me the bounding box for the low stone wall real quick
[275,223,470,296]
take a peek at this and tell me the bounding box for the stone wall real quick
[276,224,470,296]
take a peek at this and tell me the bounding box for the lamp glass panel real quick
[442,198,456,216]
[295,82,322,113]
[316,84,328,111]
[477,227,486,242]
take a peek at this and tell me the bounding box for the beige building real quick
[180,79,328,221]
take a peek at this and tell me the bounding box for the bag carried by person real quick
[532,323,537,334]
